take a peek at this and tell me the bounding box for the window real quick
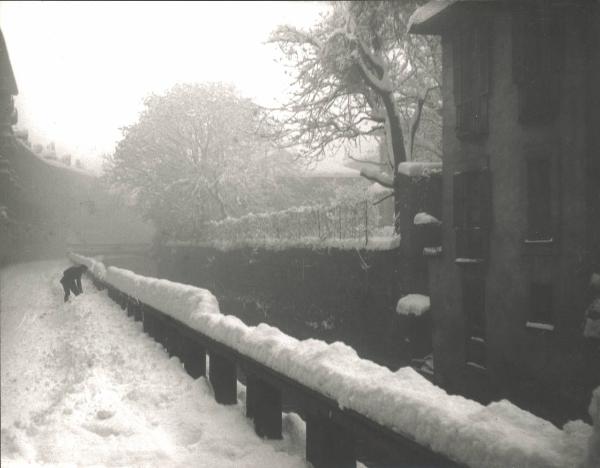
[512,5,564,124]
[463,267,486,368]
[453,21,491,137]
[453,169,491,260]
[528,282,554,327]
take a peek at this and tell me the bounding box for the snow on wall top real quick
[397,161,442,178]
[108,266,220,322]
[414,212,441,226]
[69,252,107,280]
[396,294,431,317]
[71,253,593,468]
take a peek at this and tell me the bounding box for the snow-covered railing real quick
[195,201,383,248]
[70,253,594,468]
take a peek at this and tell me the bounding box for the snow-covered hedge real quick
[190,201,392,250]
[72,253,593,468]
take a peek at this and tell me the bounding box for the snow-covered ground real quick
[0,260,309,467]
[2,259,597,468]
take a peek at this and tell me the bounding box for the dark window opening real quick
[512,5,564,124]
[529,282,554,325]
[454,21,491,137]
[454,170,491,259]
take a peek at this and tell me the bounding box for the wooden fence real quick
[87,272,460,468]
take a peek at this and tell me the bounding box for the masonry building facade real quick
[410,0,600,423]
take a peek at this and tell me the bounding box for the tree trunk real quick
[381,92,407,171]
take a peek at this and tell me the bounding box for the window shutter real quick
[526,159,553,240]
[454,170,491,260]
[478,169,492,229]
[477,23,491,134]
[530,282,554,325]
[542,13,564,118]
[463,267,487,368]
[514,6,564,123]
[453,171,466,229]
[512,6,530,85]
[455,22,491,137]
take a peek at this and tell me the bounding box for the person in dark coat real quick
[60,264,88,302]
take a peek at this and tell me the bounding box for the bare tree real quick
[269,1,441,189]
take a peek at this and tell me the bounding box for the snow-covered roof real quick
[20,140,96,178]
[396,294,431,317]
[397,161,442,178]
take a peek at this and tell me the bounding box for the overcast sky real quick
[0,1,328,171]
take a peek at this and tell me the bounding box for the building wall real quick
[431,5,598,422]
[1,141,155,264]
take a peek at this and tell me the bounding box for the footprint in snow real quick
[96,409,115,420]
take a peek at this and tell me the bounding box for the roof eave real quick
[0,29,18,95]
[409,0,502,35]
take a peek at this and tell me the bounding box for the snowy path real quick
[1,260,308,467]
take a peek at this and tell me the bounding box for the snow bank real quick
[414,212,441,226]
[1,260,307,468]
[396,294,430,317]
[71,254,592,468]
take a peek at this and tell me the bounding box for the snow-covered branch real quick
[359,166,394,189]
